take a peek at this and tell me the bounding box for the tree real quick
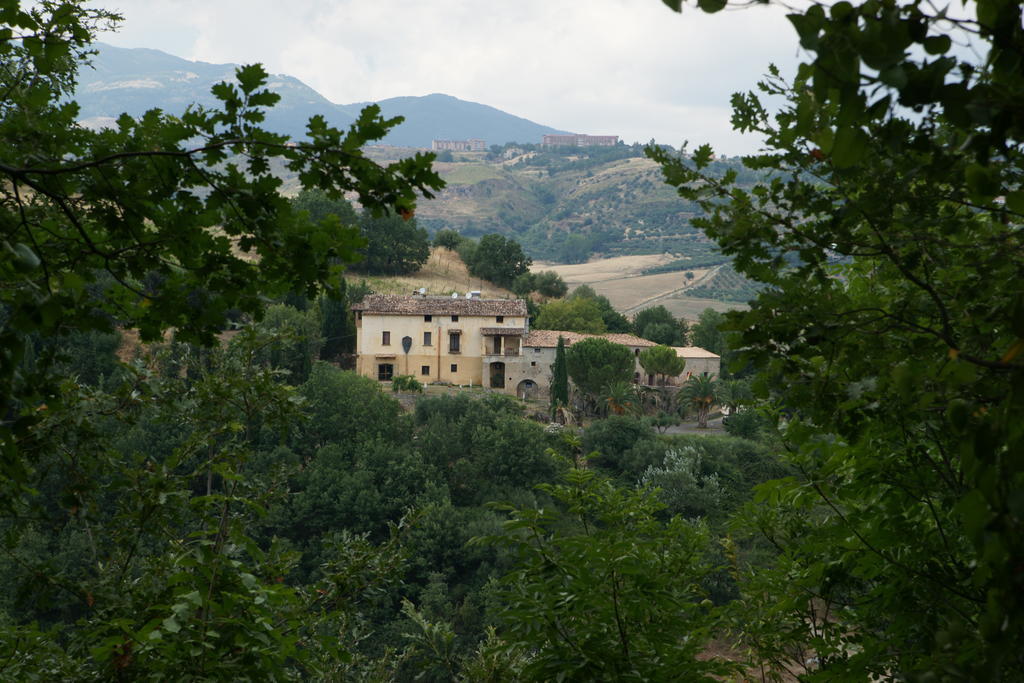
[680,375,717,429]
[478,465,732,681]
[550,336,569,414]
[533,297,606,334]
[432,228,462,250]
[651,0,1024,677]
[292,188,359,226]
[533,270,569,298]
[0,0,442,493]
[355,210,431,275]
[465,234,531,288]
[565,337,634,409]
[570,285,631,332]
[638,344,686,385]
[319,283,356,361]
[633,306,687,346]
[688,309,725,356]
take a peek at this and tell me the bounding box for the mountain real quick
[355,94,568,148]
[74,44,566,146]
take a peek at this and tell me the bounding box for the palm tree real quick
[603,380,642,416]
[681,375,718,428]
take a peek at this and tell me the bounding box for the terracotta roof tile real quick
[672,346,721,359]
[352,294,528,316]
[522,330,657,348]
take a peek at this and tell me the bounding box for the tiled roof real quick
[352,294,528,316]
[672,346,721,359]
[522,330,657,349]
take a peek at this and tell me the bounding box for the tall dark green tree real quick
[633,305,687,346]
[550,336,569,413]
[565,337,635,411]
[355,211,431,275]
[319,282,355,361]
[466,234,532,288]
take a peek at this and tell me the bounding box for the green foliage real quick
[533,297,606,334]
[432,228,463,250]
[633,305,687,346]
[355,210,431,275]
[533,270,568,298]
[565,337,635,406]
[582,415,656,474]
[688,308,726,356]
[318,285,356,361]
[392,374,424,393]
[477,466,733,681]
[253,303,323,384]
[721,407,764,440]
[638,344,686,385]
[464,234,532,288]
[0,0,443,497]
[412,393,560,506]
[550,336,569,413]
[680,374,717,429]
[297,362,405,456]
[651,0,1024,676]
[640,446,724,521]
[570,285,632,332]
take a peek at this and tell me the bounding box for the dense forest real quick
[2,0,1023,681]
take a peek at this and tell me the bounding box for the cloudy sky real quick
[98,0,805,155]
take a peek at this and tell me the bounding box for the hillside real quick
[344,246,514,300]
[378,144,764,266]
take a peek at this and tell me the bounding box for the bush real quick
[392,375,424,393]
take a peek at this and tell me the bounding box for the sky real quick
[97,0,806,155]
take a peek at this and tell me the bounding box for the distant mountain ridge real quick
[74,44,568,147]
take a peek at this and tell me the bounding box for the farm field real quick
[535,255,745,320]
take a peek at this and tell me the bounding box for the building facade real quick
[352,294,720,398]
[352,293,528,387]
[541,134,619,147]
[431,139,486,152]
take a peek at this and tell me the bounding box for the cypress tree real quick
[551,336,569,414]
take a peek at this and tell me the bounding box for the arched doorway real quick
[517,379,538,400]
[489,362,506,389]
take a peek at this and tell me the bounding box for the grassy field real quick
[344,247,513,299]
[534,256,745,320]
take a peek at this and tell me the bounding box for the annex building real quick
[352,293,720,399]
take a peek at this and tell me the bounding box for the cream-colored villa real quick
[352,293,720,398]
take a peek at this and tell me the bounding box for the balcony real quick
[484,349,521,358]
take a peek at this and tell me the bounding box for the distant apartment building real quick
[432,139,486,152]
[542,134,619,147]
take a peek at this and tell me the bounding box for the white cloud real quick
[99,0,802,154]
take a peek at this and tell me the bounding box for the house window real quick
[451,315,459,322]
[382,331,391,345]
[531,361,537,367]
[534,348,541,353]
[423,331,432,346]
[378,363,394,381]
[450,363,458,372]
[496,315,504,323]
[449,332,461,353]
[424,315,432,322]
[421,365,430,376]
